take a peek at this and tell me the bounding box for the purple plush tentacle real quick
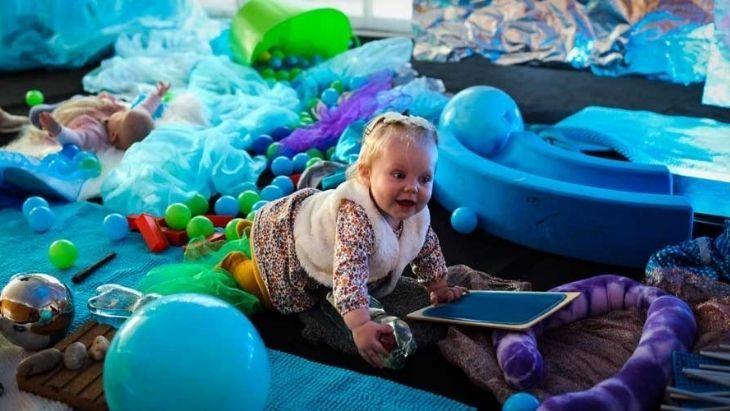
[493,274,695,402]
[538,295,696,411]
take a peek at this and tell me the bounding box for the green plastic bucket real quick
[231,0,354,65]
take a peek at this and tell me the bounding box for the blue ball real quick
[22,196,49,218]
[215,195,240,217]
[451,207,478,234]
[104,294,270,411]
[251,135,274,155]
[60,144,81,159]
[27,206,54,233]
[103,213,129,241]
[251,200,269,212]
[270,156,293,176]
[349,76,367,90]
[439,86,523,157]
[259,185,283,202]
[269,57,282,69]
[320,88,340,107]
[271,175,294,196]
[270,126,292,141]
[502,392,540,411]
[291,152,310,173]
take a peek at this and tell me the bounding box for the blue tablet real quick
[407,291,580,330]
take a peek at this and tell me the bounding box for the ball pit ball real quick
[23,196,49,218]
[451,207,478,234]
[214,195,240,217]
[48,239,78,269]
[25,89,45,107]
[502,392,540,411]
[225,218,245,241]
[237,191,260,214]
[103,213,130,241]
[27,206,55,233]
[165,203,192,230]
[186,193,209,216]
[186,216,215,239]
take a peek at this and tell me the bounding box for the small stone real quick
[88,335,110,361]
[17,348,62,376]
[63,342,87,370]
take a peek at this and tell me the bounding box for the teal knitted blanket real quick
[0,202,471,410]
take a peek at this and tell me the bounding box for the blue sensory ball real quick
[320,88,340,107]
[349,76,367,90]
[215,195,240,217]
[270,126,292,141]
[60,144,81,159]
[502,392,540,411]
[271,175,294,196]
[103,213,130,241]
[251,200,269,212]
[104,294,270,411]
[439,86,524,157]
[22,196,49,218]
[259,185,283,202]
[451,207,478,234]
[252,135,274,155]
[27,206,54,233]
[271,156,293,176]
[291,152,310,173]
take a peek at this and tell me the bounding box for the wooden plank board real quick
[17,321,115,411]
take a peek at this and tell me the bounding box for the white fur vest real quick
[293,179,430,297]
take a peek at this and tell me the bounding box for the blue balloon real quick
[271,156,293,176]
[104,294,270,411]
[22,196,49,218]
[439,86,523,157]
[27,206,54,233]
[215,195,240,217]
[502,392,540,411]
[451,207,478,234]
[271,175,294,196]
[103,213,129,241]
[259,185,283,202]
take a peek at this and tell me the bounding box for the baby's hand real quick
[352,321,393,368]
[429,285,469,305]
[38,112,62,137]
[155,81,171,98]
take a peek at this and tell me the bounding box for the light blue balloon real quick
[22,196,49,218]
[214,195,239,217]
[104,294,270,411]
[103,213,129,241]
[451,207,478,234]
[502,392,540,411]
[27,206,54,233]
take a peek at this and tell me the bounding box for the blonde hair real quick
[346,112,438,183]
[24,96,122,141]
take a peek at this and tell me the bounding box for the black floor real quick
[1,46,729,409]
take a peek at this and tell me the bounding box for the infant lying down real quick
[1,91,207,201]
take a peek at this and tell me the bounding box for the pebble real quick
[88,335,110,360]
[63,342,87,370]
[17,348,62,376]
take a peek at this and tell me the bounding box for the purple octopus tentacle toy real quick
[493,274,696,411]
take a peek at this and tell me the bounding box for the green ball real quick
[186,216,215,239]
[266,142,283,159]
[260,68,275,79]
[78,155,101,171]
[186,193,208,216]
[306,98,319,109]
[257,50,272,63]
[326,146,336,160]
[270,48,285,60]
[275,70,290,81]
[305,157,322,168]
[330,80,344,93]
[162,90,174,103]
[165,203,192,230]
[305,148,324,159]
[25,90,45,107]
[246,211,257,221]
[48,239,77,269]
[225,218,245,241]
[237,190,260,214]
